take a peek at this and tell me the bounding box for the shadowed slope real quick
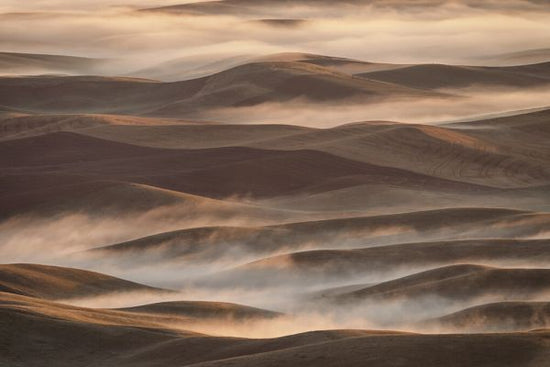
[431,302,550,332]
[332,265,550,304]
[447,107,550,132]
[0,132,494,203]
[0,75,181,115]
[117,301,282,320]
[71,116,550,188]
[183,332,550,367]
[0,114,193,141]
[0,177,233,218]
[242,121,550,188]
[358,62,550,90]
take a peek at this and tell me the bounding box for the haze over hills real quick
[2,55,550,116]
[1,53,550,129]
[481,48,550,66]
[1,0,550,366]
[0,60,442,116]
[218,239,550,287]
[7,288,548,367]
[92,210,550,267]
[431,301,550,332]
[1,56,550,363]
[330,264,550,304]
[1,264,549,365]
[0,51,105,76]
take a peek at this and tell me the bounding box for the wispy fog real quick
[2,0,550,341]
[1,0,549,78]
[187,87,550,126]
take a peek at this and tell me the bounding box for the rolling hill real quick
[0,264,167,300]
[331,265,550,304]
[431,301,550,332]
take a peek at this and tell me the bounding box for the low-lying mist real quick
[1,0,549,78]
[56,286,550,338]
[189,87,550,127]
[2,0,550,350]
[0,199,341,264]
[2,202,550,338]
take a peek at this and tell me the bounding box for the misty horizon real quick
[1,1,550,366]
